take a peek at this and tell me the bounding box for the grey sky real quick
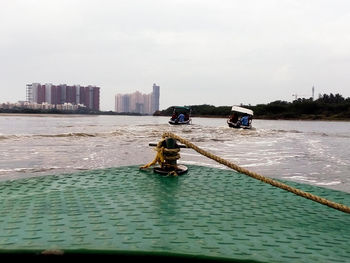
[1,0,350,111]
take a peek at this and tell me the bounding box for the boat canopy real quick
[231,106,254,116]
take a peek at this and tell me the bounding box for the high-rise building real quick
[151,83,160,113]
[114,83,160,114]
[26,83,41,103]
[26,83,100,110]
[44,83,52,104]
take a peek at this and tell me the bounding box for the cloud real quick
[1,0,350,110]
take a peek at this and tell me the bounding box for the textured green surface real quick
[0,165,349,262]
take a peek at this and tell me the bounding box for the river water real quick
[0,114,349,193]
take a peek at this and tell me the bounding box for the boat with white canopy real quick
[227,106,253,129]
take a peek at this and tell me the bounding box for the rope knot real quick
[140,137,181,176]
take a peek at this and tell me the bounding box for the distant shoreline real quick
[0,113,95,117]
[193,115,350,121]
[1,112,349,121]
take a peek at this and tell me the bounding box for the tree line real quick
[2,93,349,119]
[156,93,350,120]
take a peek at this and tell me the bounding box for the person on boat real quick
[241,115,249,126]
[229,113,238,123]
[177,113,185,123]
[171,112,177,121]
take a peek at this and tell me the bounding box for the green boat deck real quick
[0,165,349,262]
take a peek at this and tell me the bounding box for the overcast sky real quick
[1,0,350,111]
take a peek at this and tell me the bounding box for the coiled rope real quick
[161,132,350,214]
[140,138,181,174]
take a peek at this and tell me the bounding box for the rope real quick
[140,139,165,169]
[140,138,180,175]
[162,132,350,214]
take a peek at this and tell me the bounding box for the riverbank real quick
[157,95,350,121]
[1,112,349,121]
[160,113,350,121]
[253,114,350,121]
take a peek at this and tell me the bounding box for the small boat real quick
[227,105,253,129]
[168,106,192,125]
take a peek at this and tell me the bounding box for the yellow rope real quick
[140,139,165,169]
[162,132,350,214]
[140,138,180,175]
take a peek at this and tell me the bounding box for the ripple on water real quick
[0,117,349,193]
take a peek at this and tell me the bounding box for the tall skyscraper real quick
[151,83,160,113]
[115,83,160,114]
[26,83,100,110]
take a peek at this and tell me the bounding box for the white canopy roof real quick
[231,106,254,116]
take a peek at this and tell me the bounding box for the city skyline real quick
[26,83,100,111]
[1,81,347,113]
[115,83,160,114]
